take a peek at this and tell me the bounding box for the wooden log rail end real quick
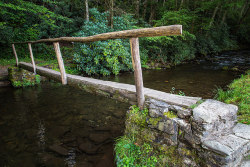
[12,25,182,44]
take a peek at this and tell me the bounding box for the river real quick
[0,50,249,166]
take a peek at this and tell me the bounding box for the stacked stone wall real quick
[125,98,250,167]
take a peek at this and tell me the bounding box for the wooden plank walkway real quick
[19,62,201,108]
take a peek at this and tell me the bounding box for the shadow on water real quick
[0,83,129,167]
[0,50,249,166]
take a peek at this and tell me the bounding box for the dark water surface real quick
[101,50,250,98]
[0,50,249,166]
[0,83,129,167]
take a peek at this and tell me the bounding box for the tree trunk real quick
[221,10,227,25]
[240,0,249,18]
[108,0,114,29]
[149,0,157,25]
[208,4,219,28]
[85,0,89,21]
[179,0,184,10]
[135,0,140,19]
[238,4,249,26]
[143,0,148,20]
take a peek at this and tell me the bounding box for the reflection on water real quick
[65,148,76,167]
[0,50,249,166]
[100,50,250,98]
[0,83,129,167]
[37,120,46,150]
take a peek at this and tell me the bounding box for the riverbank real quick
[215,70,250,124]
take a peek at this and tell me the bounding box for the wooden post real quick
[28,43,36,74]
[130,38,145,109]
[12,44,18,66]
[53,42,67,85]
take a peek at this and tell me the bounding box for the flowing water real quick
[101,50,250,98]
[0,50,249,167]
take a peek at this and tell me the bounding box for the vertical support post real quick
[12,44,19,66]
[130,38,145,109]
[53,42,67,85]
[28,43,36,74]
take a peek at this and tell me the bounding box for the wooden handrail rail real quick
[12,24,183,109]
[12,25,182,44]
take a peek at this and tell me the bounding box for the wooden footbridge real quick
[11,25,201,109]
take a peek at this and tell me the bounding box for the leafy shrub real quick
[73,8,137,76]
[141,30,196,65]
[115,106,159,167]
[155,9,194,29]
[115,136,159,167]
[196,25,238,55]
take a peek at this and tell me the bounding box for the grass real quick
[215,70,250,124]
[115,135,160,167]
[0,58,80,75]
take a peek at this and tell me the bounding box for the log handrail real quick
[11,25,182,109]
[12,25,182,44]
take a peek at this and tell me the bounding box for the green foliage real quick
[127,105,148,127]
[164,111,177,119]
[155,9,194,29]
[215,70,250,124]
[35,75,41,84]
[115,136,159,167]
[1,0,249,74]
[0,0,77,59]
[8,67,41,88]
[141,30,196,65]
[73,8,136,76]
[170,87,186,96]
[189,100,205,109]
[13,81,22,87]
[195,25,238,55]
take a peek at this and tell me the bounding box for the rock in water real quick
[48,144,68,156]
[79,140,100,154]
[89,133,110,144]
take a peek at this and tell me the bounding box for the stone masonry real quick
[143,98,250,167]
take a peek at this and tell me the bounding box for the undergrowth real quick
[215,70,250,124]
[115,106,170,167]
[115,135,160,167]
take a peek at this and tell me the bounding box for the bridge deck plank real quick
[19,62,201,108]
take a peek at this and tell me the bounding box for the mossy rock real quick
[164,111,177,119]
[147,117,162,127]
[8,67,41,88]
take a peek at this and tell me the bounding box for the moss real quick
[222,66,229,70]
[126,106,148,127]
[178,129,183,136]
[140,128,156,143]
[78,84,97,93]
[180,148,192,156]
[159,145,181,166]
[148,117,162,127]
[164,111,177,119]
[96,89,110,97]
[8,67,41,88]
[112,90,129,102]
[189,99,205,109]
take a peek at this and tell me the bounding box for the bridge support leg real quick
[53,42,67,85]
[28,43,36,74]
[130,38,145,110]
[12,44,19,67]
